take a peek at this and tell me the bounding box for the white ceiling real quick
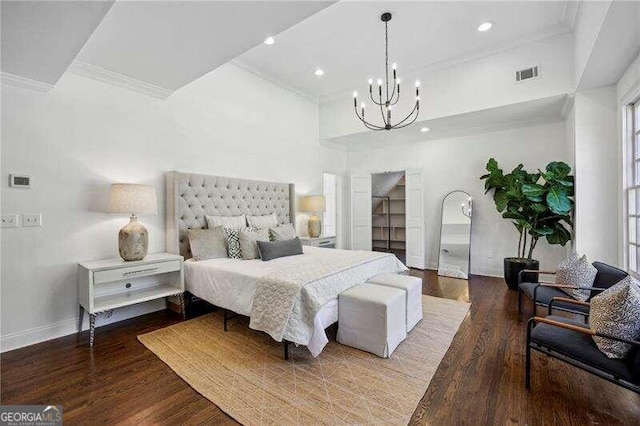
[77,1,334,91]
[1,1,114,85]
[323,94,568,151]
[236,1,573,100]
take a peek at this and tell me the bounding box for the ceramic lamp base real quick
[307,214,322,238]
[119,215,149,261]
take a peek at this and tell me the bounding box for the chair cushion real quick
[556,253,596,302]
[592,262,628,293]
[519,282,589,314]
[589,276,640,358]
[530,316,636,383]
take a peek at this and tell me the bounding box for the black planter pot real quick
[503,258,539,290]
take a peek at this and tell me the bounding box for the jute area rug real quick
[138,295,470,425]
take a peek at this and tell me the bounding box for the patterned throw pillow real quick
[590,276,640,358]
[556,253,597,301]
[239,227,270,260]
[269,223,297,241]
[224,226,257,259]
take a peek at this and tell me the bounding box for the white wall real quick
[573,85,619,266]
[320,33,574,140]
[347,121,569,276]
[0,62,347,351]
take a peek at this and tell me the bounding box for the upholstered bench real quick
[367,273,423,332]
[337,283,407,358]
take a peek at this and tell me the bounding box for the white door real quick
[405,169,426,269]
[350,174,372,250]
[323,174,337,238]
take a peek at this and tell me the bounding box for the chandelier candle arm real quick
[352,12,421,131]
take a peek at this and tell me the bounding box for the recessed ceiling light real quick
[420,127,430,132]
[314,69,324,76]
[477,22,493,32]
[264,36,274,45]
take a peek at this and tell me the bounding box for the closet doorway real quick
[372,171,406,263]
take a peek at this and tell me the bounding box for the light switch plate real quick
[1,214,19,228]
[22,213,42,227]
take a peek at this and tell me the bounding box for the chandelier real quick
[353,12,420,131]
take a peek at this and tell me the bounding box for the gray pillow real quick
[556,253,597,301]
[257,237,304,261]
[590,275,640,358]
[239,227,270,260]
[188,228,227,261]
[269,223,297,241]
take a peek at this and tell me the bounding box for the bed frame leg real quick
[224,310,228,332]
[283,340,290,360]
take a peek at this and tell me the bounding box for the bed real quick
[166,171,407,356]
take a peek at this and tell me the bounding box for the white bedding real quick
[184,246,407,356]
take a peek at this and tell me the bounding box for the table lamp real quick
[109,183,158,261]
[300,195,325,238]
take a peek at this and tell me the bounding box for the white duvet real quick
[184,246,407,355]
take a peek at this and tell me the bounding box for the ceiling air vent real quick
[516,66,539,82]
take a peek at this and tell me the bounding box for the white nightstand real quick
[299,236,336,248]
[78,253,184,347]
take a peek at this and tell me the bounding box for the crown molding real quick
[230,59,319,103]
[319,24,572,104]
[562,0,582,31]
[1,72,54,93]
[67,61,173,99]
[561,94,575,118]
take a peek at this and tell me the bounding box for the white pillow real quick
[206,214,246,230]
[247,213,278,229]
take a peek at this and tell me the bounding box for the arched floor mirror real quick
[437,190,473,279]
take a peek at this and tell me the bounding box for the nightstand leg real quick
[78,305,85,333]
[89,314,96,348]
[179,293,186,320]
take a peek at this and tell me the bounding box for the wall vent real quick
[516,66,539,82]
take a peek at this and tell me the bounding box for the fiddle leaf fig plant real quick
[480,158,574,260]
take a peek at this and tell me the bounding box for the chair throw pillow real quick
[589,275,640,358]
[556,253,597,302]
[188,227,227,261]
[239,227,270,260]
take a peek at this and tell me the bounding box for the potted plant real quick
[480,158,574,290]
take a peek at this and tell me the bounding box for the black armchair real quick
[518,262,628,318]
[526,313,640,394]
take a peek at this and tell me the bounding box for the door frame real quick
[322,172,344,249]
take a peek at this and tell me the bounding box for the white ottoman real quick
[337,283,407,358]
[367,273,423,332]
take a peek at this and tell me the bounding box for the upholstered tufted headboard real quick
[166,171,296,259]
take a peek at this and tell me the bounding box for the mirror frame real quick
[437,190,473,279]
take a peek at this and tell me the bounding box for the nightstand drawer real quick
[316,239,335,248]
[93,260,181,284]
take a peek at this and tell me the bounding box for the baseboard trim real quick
[1,300,166,353]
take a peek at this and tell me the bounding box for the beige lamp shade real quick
[109,184,158,215]
[300,195,325,213]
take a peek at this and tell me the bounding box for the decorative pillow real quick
[556,253,597,301]
[269,223,297,241]
[239,227,270,260]
[257,238,304,261]
[224,226,256,259]
[206,214,246,230]
[247,213,278,229]
[589,275,640,358]
[188,228,227,261]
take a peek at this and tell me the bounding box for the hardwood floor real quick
[2,271,639,425]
